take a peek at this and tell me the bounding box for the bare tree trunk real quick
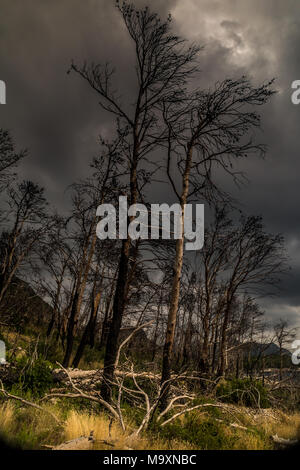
[279,345,283,381]
[101,129,139,401]
[99,272,117,350]
[219,299,231,376]
[199,315,210,373]
[62,215,99,367]
[151,292,162,362]
[72,289,102,368]
[62,291,79,367]
[211,322,219,374]
[100,238,130,401]
[46,279,63,338]
[219,318,228,376]
[161,236,184,398]
[99,303,111,350]
[160,147,192,408]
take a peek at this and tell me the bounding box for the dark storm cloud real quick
[0,0,300,327]
[169,0,300,328]
[0,0,178,210]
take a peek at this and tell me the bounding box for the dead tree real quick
[217,213,287,376]
[45,322,225,440]
[72,263,105,367]
[273,319,297,381]
[38,218,72,338]
[160,76,276,406]
[69,1,201,401]
[62,144,120,367]
[0,180,49,308]
[0,129,26,192]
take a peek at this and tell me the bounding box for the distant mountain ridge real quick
[0,276,53,329]
[242,341,291,357]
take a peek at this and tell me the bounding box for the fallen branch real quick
[272,434,298,446]
[157,395,194,422]
[52,368,216,383]
[0,380,61,425]
[50,363,120,422]
[45,431,95,450]
[114,320,154,370]
[160,403,238,427]
[214,418,251,432]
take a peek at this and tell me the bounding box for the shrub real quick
[216,378,269,408]
[14,357,54,397]
[37,338,64,365]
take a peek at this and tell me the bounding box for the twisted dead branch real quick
[0,379,61,425]
[42,321,254,439]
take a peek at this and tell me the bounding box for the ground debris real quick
[44,431,95,450]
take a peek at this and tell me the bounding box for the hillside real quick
[0,276,53,331]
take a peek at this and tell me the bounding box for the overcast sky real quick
[1,0,300,329]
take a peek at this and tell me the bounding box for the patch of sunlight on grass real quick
[0,402,14,432]
[63,410,194,450]
[64,410,129,449]
[261,412,300,441]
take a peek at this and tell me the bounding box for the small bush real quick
[0,402,62,449]
[37,338,64,365]
[14,357,54,397]
[216,378,269,408]
[157,414,228,449]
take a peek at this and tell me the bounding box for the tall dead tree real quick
[197,207,232,373]
[70,1,201,401]
[273,319,297,381]
[217,213,287,376]
[160,78,276,406]
[38,218,71,338]
[0,180,49,308]
[61,144,120,367]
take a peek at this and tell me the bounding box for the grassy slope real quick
[1,329,300,450]
[0,399,299,450]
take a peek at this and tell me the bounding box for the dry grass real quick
[0,401,63,449]
[0,399,299,450]
[260,412,300,441]
[231,406,300,441]
[64,410,129,449]
[221,426,269,450]
[0,402,14,432]
[221,406,300,447]
[63,410,194,450]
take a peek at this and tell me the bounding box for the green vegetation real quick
[12,357,54,397]
[216,378,270,408]
[1,397,299,451]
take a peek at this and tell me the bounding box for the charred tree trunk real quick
[99,277,116,350]
[46,292,62,338]
[72,289,102,368]
[101,129,139,401]
[62,291,79,367]
[100,238,130,401]
[199,315,210,374]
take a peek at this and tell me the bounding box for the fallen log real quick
[52,368,158,382]
[52,368,216,385]
[43,432,133,451]
[272,434,298,447]
[45,431,95,450]
[214,418,250,432]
